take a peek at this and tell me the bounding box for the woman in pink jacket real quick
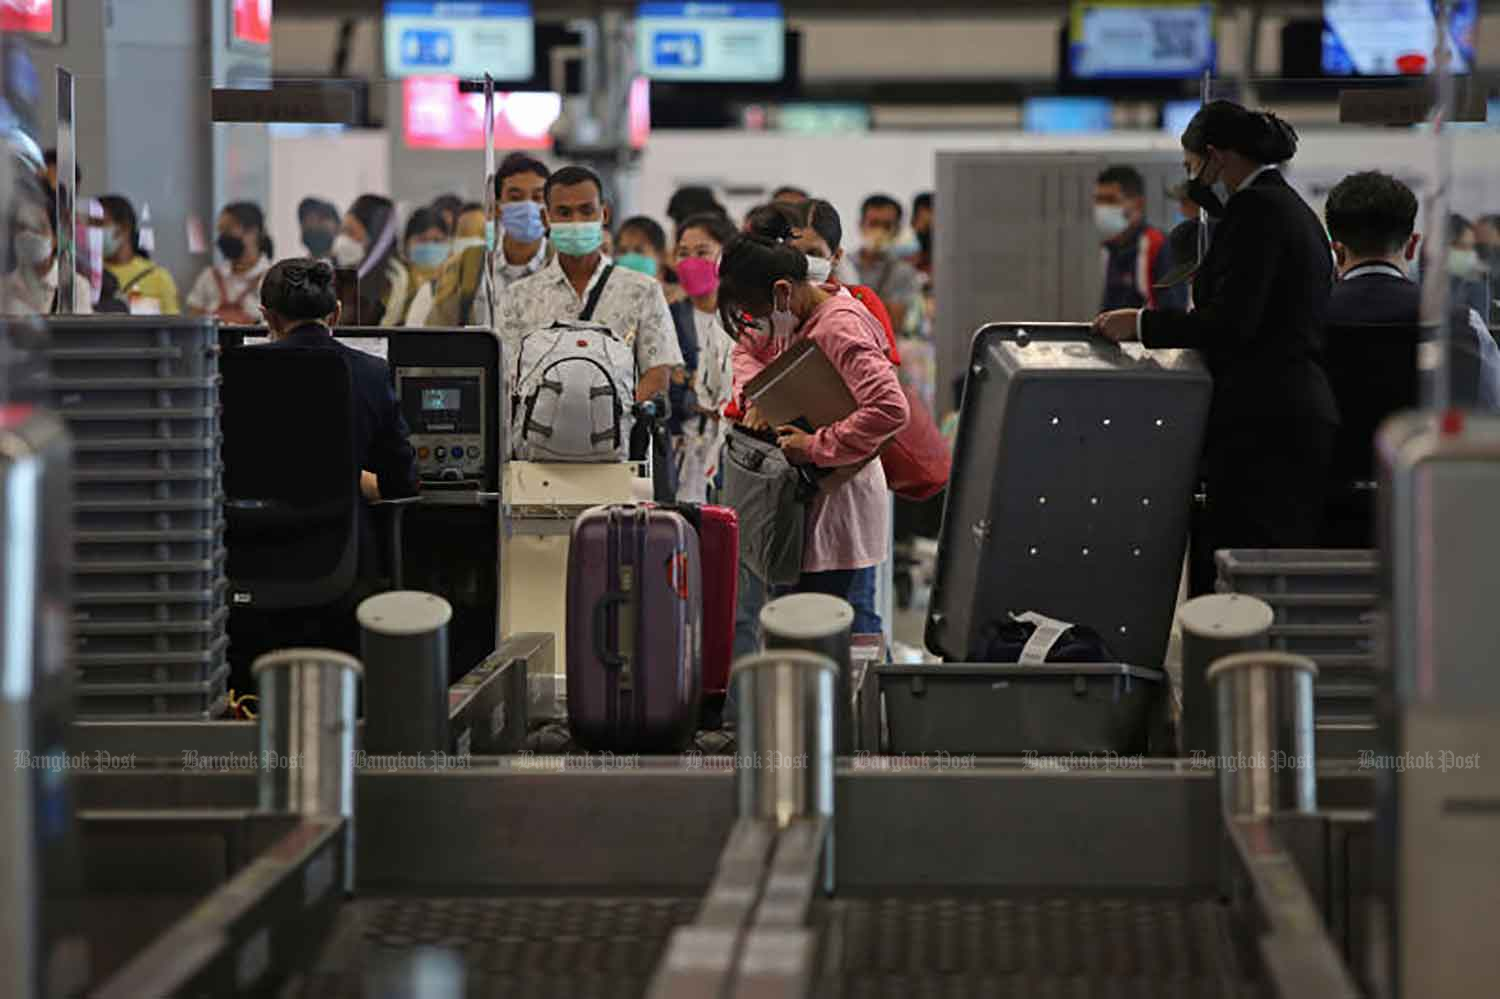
[718,232,909,632]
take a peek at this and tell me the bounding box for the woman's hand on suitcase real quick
[776,424,815,464]
[742,404,770,431]
[1092,309,1140,343]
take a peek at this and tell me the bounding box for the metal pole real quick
[1206,651,1318,818]
[358,591,453,754]
[55,67,75,315]
[1177,593,1274,757]
[254,648,362,893]
[730,650,837,893]
[760,593,855,754]
[1422,0,1455,412]
[481,72,496,327]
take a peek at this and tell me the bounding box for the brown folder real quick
[743,338,856,429]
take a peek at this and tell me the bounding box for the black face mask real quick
[1184,178,1226,219]
[916,229,932,254]
[302,227,335,257]
[217,233,246,261]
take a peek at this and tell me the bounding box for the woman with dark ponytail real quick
[258,257,418,505]
[1093,99,1338,595]
[187,201,273,323]
[719,230,909,634]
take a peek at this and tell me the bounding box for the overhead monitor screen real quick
[1162,98,1200,137]
[0,0,56,36]
[1023,97,1114,134]
[383,1,535,81]
[636,2,785,82]
[403,75,649,150]
[232,0,272,46]
[1323,0,1476,76]
[1068,2,1216,80]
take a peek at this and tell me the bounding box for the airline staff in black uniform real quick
[260,258,418,505]
[1093,101,1338,595]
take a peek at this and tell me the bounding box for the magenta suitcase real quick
[567,504,702,752]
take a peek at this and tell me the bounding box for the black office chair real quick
[1320,322,1420,547]
[222,346,364,687]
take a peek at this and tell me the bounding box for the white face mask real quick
[1449,247,1486,281]
[1094,204,1130,240]
[331,233,365,268]
[805,255,833,284]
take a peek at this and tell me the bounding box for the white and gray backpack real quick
[511,319,636,461]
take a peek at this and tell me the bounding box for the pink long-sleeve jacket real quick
[732,287,910,572]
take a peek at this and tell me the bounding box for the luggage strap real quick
[1012,611,1073,666]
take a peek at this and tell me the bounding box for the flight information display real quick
[383,1,535,81]
[1024,97,1114,134]
[1068,2,1216,80]
[1323,0,1476,76]
[636,2,785,83]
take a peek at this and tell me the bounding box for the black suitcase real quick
[926,323,1211,668]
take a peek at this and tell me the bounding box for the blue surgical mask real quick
[616,252,658,277]
[550,220,604,258]
[409,242,449,269]
[101,226,123,258]
[501,200,545,243]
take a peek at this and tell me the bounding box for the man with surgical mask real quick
[470,153,555,328]
[1096,165,1184,312]
[494,164,681,404]
[1447,213,1491,321]
[854,193,922,334]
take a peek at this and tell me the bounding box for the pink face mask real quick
[677,256,720,297]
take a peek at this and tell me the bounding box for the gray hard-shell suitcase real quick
[566,504,703,752]
[876,663,1166,756]
[926,323,1211,667]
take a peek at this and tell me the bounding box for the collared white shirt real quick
[2,261,93,316]
[186,257,272,317]
[1234,163,1278,198]
[494,253,683,375]
[470,238,551,329]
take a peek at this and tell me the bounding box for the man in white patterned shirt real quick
[494,165,682,402]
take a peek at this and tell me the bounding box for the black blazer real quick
[1140,169,1338,436]
[265,324,419,499]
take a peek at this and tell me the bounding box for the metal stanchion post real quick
[760,593,855,753]
[731,650,837,894]
[1178,593,1274,757]
[254,649,362,893]
[1206,651,1318,817]
[358,591,453,754]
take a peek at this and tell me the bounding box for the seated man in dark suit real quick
[258,257,419,504]
[1324,171,1500,408]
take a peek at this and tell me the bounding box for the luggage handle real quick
[592,591,630,669]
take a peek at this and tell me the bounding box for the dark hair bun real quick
[262,257,339,321]
[1255,110,1298,164]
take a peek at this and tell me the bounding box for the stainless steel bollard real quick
[1178,594,1274,757]
[731,651,837,828]
[358,591,453,754]
[1206,651,1318,817]
[254,648,362,892]
[760,593,855,753]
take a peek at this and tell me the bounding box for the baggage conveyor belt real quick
[280,893,1259,999]
[285,896,701,998]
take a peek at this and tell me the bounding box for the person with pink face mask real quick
[671,211,740,502]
